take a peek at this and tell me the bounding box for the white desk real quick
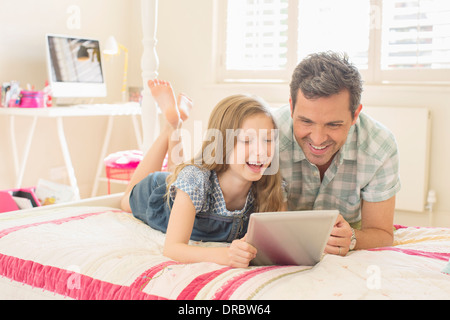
[0,103,142,200]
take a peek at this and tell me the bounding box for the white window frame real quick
[214,0,450,85]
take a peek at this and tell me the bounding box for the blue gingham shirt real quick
[169,165,255,217]
[274,105,401,224]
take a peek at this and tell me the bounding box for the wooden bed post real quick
[140,0,159,152]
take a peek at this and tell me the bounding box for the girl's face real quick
[227,113,276,182]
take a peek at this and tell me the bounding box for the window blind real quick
[381,0,450,69]
[225,0,289,71]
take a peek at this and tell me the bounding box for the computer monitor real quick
[45,34,107,98]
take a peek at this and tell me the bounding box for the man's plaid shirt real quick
[273,105,401,225]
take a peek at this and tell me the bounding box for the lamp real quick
[104,36,129,101]
[77,45,90,61]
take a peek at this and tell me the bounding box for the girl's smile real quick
[229,113,276,181]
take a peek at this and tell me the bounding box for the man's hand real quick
[325,214,352,256]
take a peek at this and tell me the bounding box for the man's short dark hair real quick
[290,51,363,117]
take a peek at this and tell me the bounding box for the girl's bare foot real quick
[177,93,193,122]
[148,79,180,128]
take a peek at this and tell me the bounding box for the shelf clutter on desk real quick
[1,81,52,108]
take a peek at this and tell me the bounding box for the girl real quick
[121,79,285,268]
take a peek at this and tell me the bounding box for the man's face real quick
[290,89,361,172]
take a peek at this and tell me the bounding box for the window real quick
[220,0,292,82]
[217,0,450,84]
[297,0,370,70]
[379,0,450,82]
[381,0,450,70]
[226,0,288,71]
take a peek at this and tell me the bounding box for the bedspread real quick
[0,206,449,300]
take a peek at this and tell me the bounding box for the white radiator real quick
[363,106,431,212]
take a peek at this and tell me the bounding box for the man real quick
[274,52,401,256]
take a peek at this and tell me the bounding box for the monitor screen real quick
[45,34,107,98]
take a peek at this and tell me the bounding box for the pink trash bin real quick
[104,150,143,194]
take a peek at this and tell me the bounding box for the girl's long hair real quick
[166,94,284,212]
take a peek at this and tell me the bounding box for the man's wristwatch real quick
[349,228,357,250]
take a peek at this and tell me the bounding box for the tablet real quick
[247,210,339,266]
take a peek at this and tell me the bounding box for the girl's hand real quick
[227,235,257,268]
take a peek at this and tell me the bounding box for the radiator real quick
[363,106,431,212]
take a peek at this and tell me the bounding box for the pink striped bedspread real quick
[0,206,449,300]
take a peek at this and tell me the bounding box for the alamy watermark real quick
[366,265,382,290]
[66,5,81,30]
[66,265,81,290]
[169,122,280,176]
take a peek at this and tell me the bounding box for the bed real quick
[1,193,449,300]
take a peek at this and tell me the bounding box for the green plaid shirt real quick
[274,105,401,224]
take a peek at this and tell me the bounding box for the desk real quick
[0,103,142,200]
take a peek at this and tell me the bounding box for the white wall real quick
[362,85,450,227]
